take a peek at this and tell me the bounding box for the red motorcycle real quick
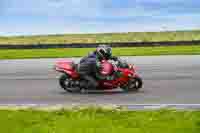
[54,58,143,93]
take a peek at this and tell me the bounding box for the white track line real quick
[0,104,200,110]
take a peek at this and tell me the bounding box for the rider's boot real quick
[81,75,98,90]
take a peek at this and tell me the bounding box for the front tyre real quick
[122,77,143,92]
[59,74,81,93]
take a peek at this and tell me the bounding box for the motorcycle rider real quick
[78,45,119,89]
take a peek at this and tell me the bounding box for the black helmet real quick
[96,45,112,60]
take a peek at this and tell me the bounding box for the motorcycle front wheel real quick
[59,73,81,93]
[122,76,143,92]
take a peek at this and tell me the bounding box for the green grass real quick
[1,30,200,45]
[0,108,200,133]
[0,45,200,59]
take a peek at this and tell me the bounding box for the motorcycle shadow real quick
[59,88,143,95]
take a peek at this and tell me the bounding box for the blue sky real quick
[0,0,200,36]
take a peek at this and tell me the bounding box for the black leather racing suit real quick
[78,52,99,89]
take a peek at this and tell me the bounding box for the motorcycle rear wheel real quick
[59,73,81,93]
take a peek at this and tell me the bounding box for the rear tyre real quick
[59,74,81,93]
[122,77,143,92]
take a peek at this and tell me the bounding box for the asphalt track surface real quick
[0,55,200,105]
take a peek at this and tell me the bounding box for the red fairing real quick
[55,60,79,78]
[97,60,137,90]
[56,62,73,70]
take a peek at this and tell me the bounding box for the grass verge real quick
[0,45,200,59]
[0,108,200,133]
[1,30,200,45]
